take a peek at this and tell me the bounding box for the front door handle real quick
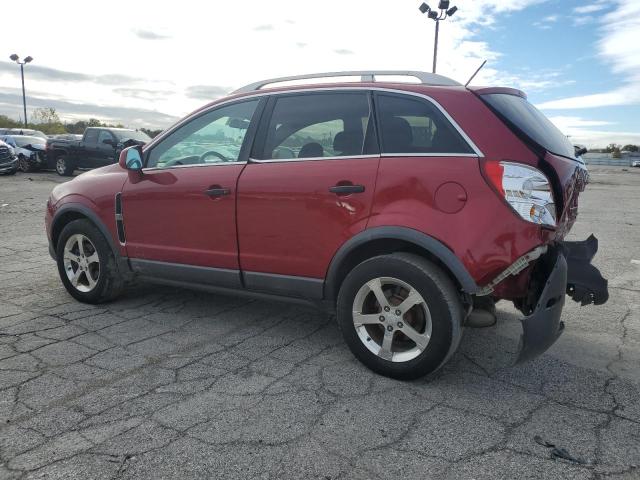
[329,184,365,195]
[204,186,230,197]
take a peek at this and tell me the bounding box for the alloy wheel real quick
[18,157,28,172]
[63,234,100,292]
[56,158,66,175]
[352,277,432,362]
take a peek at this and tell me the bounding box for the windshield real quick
[113,130,151,143]
[9,129,48,140]
[13,136,46,147]
[482,93,576,160]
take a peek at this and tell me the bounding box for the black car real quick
[47,127,151,176]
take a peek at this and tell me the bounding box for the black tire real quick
[56,219,124,303]
[17,155,31,172]
[336,253,463,380]
[2,169,17,175]
[55,155,75,176]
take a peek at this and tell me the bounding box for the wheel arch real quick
[52,147,69,157]
[51,204,122,266]
[324,226,480,301]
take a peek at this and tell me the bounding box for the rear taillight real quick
[484,161,556,228]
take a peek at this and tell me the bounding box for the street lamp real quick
[9,54,34,127]
[419,1,458,74]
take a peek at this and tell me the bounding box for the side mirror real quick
[119,145,143,171]
[103,138,115,146]
[574,145,588,157]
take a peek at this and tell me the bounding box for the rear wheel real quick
[336,253,463,380]
[56,219,124,303]
[55,156,75,176]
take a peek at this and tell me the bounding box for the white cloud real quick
[546,115,640,148]
[547,116,614,129]
[538,0,640,110]
[537,84,640,109]
[560,129,640,148]
[533,13,560,28]
[573,3,607,14]
[0,0,552,128]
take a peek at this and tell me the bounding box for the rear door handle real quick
[204,187,230,197]
[329,184,365,195]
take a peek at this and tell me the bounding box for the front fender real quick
[49,202,132,277]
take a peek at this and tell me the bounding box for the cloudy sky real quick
[1,0,638,147]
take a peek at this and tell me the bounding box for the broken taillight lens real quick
[484,161,556,228]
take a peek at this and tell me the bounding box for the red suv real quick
[45,71,608,379]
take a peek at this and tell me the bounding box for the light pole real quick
[419,1,458,74]
[9,54,33,127]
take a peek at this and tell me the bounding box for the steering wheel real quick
[200,150,228,163]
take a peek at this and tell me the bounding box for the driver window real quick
[147,99,259,169]
[97,130,113,145]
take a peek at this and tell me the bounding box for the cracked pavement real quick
[0,166,639,479]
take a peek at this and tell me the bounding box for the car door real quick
[236,90,380,298]
[121,98,264,287]
[81,129,99,168]
[96,129,118,166]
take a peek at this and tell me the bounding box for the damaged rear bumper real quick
[516,235,608,363]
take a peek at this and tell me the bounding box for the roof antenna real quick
[465,60,486,87]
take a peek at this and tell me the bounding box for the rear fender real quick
[324,226,480,300]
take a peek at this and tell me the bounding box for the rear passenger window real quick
[260,93,375,160]
[376,94,474,155]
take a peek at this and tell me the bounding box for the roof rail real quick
[232,70,461,94]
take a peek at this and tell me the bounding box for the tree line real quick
[589,144,639,156]
[0,108,163,138]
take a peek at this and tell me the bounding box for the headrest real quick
[333,131,363,155]
[298,142,324,158]
[384,117,413,151]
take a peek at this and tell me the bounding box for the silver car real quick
[0,139,18,175]
[0,135,47,172]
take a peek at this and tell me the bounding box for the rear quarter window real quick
[482,93,575,160]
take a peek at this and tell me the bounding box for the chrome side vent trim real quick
[115,193,126,244]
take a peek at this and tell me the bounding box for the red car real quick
[45,71,608,379]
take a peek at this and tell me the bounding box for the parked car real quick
[49,134,83,141]
[45,70,609,379]
[632,159,640,167]
[46,127,151,176]
[0,128,48,140]
[0,139,18,175]
[0,135,47,172]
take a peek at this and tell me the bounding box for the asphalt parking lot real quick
[0,166,639,479]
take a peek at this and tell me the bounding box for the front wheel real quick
[56,219,124,303]
[55,156,75,176]
[336,253,463,380]
[17,155,31,172]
